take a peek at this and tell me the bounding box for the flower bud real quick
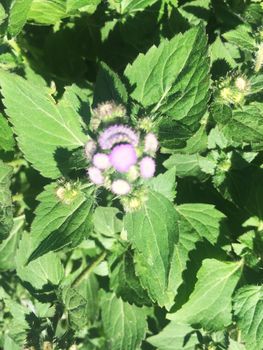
[84,140,96,160]
[87,166,104,185]
[140,157,156,178]
[111,179,131,195]
[93,153,110,170]
[109,144,137,173]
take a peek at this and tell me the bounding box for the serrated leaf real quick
[0,161,13,241]
[16,232,64,290]
[233,285,263,350]
[147,322,199,350]
[210,36,237,68]
[101,292,147,350]
[8,0,33,36]
[148,167,176,201]
[0,71,86,178]
[168,204,225,298]
[124,191,179,308]
[223,25,256,51]
[168,259,243,331]
[0,113,15,152]
[0,215,24,271]
[93,207,122,237]
[93,62,128,106]
[28,0,66,25]
[66,0,101,13]
[125,25,210,148]
[28,183,93,262]
[109,0,158,14]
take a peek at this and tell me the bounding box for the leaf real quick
[222,25,256,51]
[233,285,263,350]
[221,103,263,150]
[124,191,179,308]
[15,232,64,290]
[101,292,147,350]
[8,0,33,36]
[125,25,210,148]
[228,339,246,350]
[0,215,24,271]
[0,161,13,241]
[148,167,177,201]
[93,62,128,106]
[66,0,101,13]
[93,207,122,237]
[168,259,243,331]
[0,113,15,152]
[168,204,225,299]
[147,322,199,350]
[0,70,86,178]
[109,0,158,14]
[28,0,66,25]
[0,3,6,25]
[210,36,237,69]
[62,273,99,329]
[27,183,93,262]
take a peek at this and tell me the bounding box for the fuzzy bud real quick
[140,157,156,178]
[88,166,104,185]
[93,101,126,121]
[111,179,131,195]
[93,153,110,170]
[144,132,158,154]
[109,144,137,173]
[85,140,96,160]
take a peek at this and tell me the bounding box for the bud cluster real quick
[218,74,250,105]
[84,101,158,200]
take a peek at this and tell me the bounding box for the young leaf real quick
[124,191,179,308]
[0,71,86,179]
[147,167,176,201]
[28,183,93,262]
[8,0,33,36]
[93,62,128,106]
[147,322,199,350]
[168,259,243,331]
[16,232,64,290]
[101,292,147,350]
[233,285,263,350]
[93,206,122,237]
[0,161,13,241]
[125,25,210,148]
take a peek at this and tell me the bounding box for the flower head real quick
[140,157,156,178]
[93,153,110,170]
[144,132,159,154]
[88,167,104,185]
[111,179,131,195]
[99,125,139,150]
[109,144,137,173]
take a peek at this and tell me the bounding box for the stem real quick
[71,252,107,287]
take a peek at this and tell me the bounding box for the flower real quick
[109,144,137,173]
[144,132,158,154]
[93,101,126,120]
[111,179,131,195]
[98,125,139,150]
[140,157,156,178]
[88,167,104,185]
[93,153,110,170]
[84,140,96,160]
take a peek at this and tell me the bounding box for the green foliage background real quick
[0,0,263,349]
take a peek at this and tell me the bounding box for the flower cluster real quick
[85,101,158,199]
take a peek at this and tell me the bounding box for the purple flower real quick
[111,179,131,195]
[140,157,156,178]
[144,133,158,154]
[88,166,104,185]
[93,153,110,170]
[85,140,96,160]
[99,125,139,150]
[109,144,137,173]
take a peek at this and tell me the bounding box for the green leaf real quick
[93,62,128,106]
[28,183,93,262]
[93,207,122,237]
[168,204,225,299]
[223,25,256,51]
[0,3,6,25]
[28,0,66,25]
[0,215,24,271]
[66,0,101,14]
[109,0,158,14]
[147,322,199,350]
[101,292,147,350]
[221,103,263,150]
[125,25,210,148]
[210,36,237,68]
[0,161,13,241]
[148,167,176,201]
[8,0,33,36]
[0,113,15,152]
[168,259,243,331]
[228,339,246,350]
[16,232,64,290]
[0,71,86,178]
[124,191,179,308]
[233,285,263,350]
[62,273,99,329]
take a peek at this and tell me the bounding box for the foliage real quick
[0,0,263,349]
